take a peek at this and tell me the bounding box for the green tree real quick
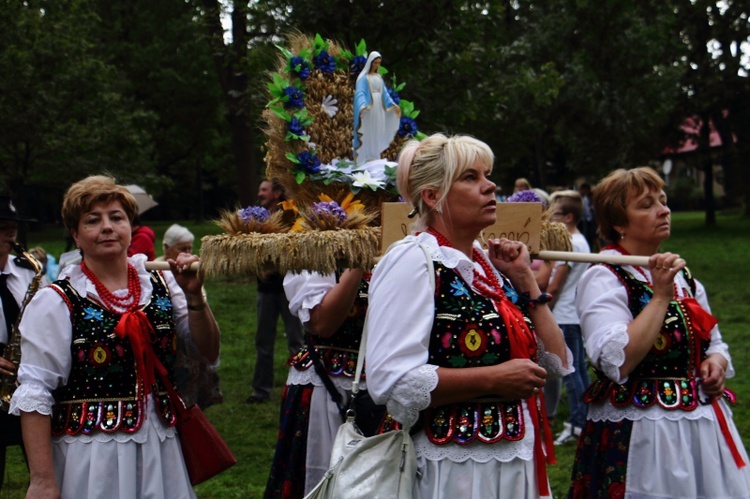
[0,0,156,220]
[91,0,231,220]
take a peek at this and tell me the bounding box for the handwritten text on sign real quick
[380,202,542,254]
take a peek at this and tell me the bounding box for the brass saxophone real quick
[0,241,45,412]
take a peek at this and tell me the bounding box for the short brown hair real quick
[61,175,138,232]
[593,167,664,243]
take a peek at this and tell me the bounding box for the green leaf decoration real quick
[312,33,329,54]
[391,74,406,92]
[285,152,301,164]
[294,171,306,184]
[355,39,367,56]
[271,106,291,121]
[339,49,353,61]
[276,45,293,60]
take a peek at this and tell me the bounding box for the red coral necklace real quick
[81,261,141,312]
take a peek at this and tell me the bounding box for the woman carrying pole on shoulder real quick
[569,166,750,498]
[365,133,571,498]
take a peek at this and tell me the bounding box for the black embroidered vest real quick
[584,264,708,411]
[289,277,369,378]
[49,271,178,436]
[422,262,528,445]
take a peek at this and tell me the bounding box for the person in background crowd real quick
[514,177,532,193]
[10,175,220,498]
[264,267,385,497]
[155,224,194,262]
[128,213,156,261]
[247,179,304,404]
[366,133,571,498]
[578,182,597,251]
[570,167,750,498]
[544,190,591,446]
[157,223,223,409]
[0,195,39,491]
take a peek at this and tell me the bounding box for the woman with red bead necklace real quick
[9,175,220,499]
[365,133,571,498]
[569,167,750,498]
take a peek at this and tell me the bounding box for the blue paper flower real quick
[313,50,336,74]
[506,190,542,203]
[312,201,348,223]
[238,206,271,223]
[283,86,305,109]
[297,151,321,174]
[397,116,418,138]
[350,55,367,77]
[288,117,305,137]
[387,87,401,105]
[290,56,311,80]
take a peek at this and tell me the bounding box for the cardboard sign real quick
[379,202,542,254]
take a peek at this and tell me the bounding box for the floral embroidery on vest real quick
[50,271,178,436]
[423,262,526,445]
[584,264,708,411]
[289,277,369,378]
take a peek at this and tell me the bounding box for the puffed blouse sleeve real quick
[365,238,439,427]
[10,286,72,416]
[283,271,335,324]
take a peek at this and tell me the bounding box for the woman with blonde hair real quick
[366,133,570,498]
[11,175,220,498]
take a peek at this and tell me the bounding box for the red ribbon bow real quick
[679,297,718,341]
[114,310,157,398]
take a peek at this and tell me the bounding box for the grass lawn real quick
[2,211,749,498]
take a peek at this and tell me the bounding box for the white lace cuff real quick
[537,337,574,378]
[9,380,55,416]
[598,324,630,383]
[385,364,438,428]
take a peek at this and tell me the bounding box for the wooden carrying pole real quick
[535,251,686,270]
[145,261,201,272]
[535,250,650,268]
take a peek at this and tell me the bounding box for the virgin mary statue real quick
[352,51,401,164]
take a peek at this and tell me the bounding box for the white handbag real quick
[304,241,434,499]
[303,322,417,499]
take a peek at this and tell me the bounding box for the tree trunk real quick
[199,0,259,208]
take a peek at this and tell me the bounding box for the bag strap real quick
[306,331,349,420]
[350,240,435,403]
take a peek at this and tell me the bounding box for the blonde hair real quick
[61,175,138,232]
[593,166,664,243]
[549,189,583,223]
[396,133,494,230]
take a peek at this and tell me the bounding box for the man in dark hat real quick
[0,195,37,489]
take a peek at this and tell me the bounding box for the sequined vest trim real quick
[584,264,708,411]
[423,262,526,445]
[49,271,178,436]
[289,277,369,378]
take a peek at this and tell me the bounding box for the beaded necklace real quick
[609,244,679,297]
[425,227,537,360]
[81,261,141,312]
[426,227,508,304]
